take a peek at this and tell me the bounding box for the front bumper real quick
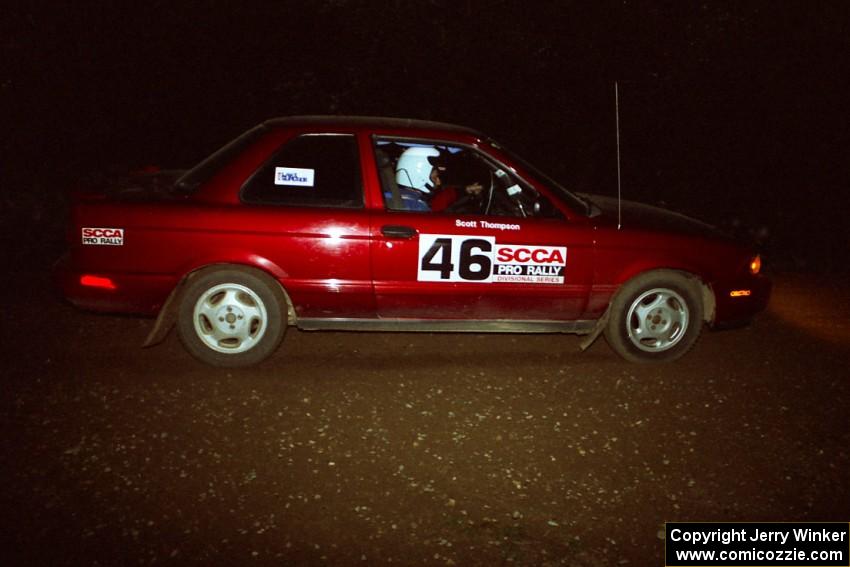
[711,273,772,326]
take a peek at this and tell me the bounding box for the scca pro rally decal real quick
[81,227,124,246]
[417,234,566,284]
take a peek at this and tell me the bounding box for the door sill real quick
[295,317,595,335]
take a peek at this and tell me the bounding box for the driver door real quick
[369,137,594,320]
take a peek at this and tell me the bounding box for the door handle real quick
[381,225,417,239]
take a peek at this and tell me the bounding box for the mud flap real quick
[142,277,188,348]
[579,307,610,352]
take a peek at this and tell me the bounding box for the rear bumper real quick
[54,253,176,316]
[711,273,772,326]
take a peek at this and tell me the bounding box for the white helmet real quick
[395,147,441,194]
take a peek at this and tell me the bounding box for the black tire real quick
[603,270,703,363]
[177,267,287,367]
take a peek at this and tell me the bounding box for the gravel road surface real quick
[2,270,848,565]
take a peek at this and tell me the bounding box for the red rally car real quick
[55,116,770,366]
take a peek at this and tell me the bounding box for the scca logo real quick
[82,228,123,238]
[81,227,124,246]
[496,246,565,265]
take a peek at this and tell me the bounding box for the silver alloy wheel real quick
[193,283,268,354]
[625,287,690,353]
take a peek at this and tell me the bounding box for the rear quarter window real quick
[241,134,363,208]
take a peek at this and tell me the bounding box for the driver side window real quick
[373,137,562,219]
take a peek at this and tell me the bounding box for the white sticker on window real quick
[417,234,567,284]
[274,167,315,187]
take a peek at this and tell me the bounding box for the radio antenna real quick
[615,81,622,230]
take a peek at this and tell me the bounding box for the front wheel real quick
[604,271,703,363]
[177,268,287,367]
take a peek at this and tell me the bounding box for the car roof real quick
[263,115,483,137]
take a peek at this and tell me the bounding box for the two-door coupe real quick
[56,116,770,366]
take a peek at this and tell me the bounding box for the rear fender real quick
[142,263,295,348]
[181,250,290,280]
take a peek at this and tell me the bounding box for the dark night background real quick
[4,1,849,271]
[3,4,850,565]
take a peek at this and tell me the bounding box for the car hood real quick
[579,193,727,240]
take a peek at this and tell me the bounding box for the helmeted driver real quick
[394,146,443,211]
[394,146,484,212]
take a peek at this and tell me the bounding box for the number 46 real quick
[418,235,494,282]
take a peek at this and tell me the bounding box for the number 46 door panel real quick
[370,212,594,320]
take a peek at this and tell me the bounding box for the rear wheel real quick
[177,267,286,367]
[604,271,703,363]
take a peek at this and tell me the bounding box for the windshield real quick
[174,124,270,193]
[490,140,599,217]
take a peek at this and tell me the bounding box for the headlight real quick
[749,254,761,275]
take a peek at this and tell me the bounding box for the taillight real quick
[749,255,761,275]
[80,275,117,290]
